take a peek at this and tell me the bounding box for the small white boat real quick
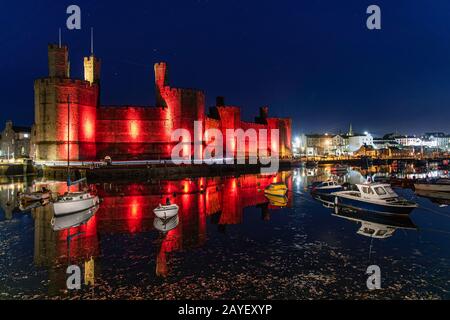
[53,191,100,217]
[52,96,101,218]
[51,205,99,231]
[414,178,450,192]
[311,180,344,205]
[153,204,179,219]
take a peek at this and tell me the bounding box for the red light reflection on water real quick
[46,172,292,277]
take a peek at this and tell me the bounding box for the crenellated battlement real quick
[154,62,167,68]
[160,86,205,98]
[48,44,68,50]
[84,56,100,63]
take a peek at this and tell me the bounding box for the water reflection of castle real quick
[28,171,292,292]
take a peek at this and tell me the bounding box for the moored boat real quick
[53,191,100,217]
[52,95,100,217]
[153,215,180,232]
[153,204,179,219]
[311,180,343,204]
[264,183,288,197]
[311,180,343,194]
[19,199,50,212]
[51,205,99,231]
[265,194,288,207]
[414,178,450,192]
[332,183,417,215]
[19,188,51,203]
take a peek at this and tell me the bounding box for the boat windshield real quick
[374,186,387,196]
[384,186,396,195]
[362,186,374,194]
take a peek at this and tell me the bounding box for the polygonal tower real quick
[34,44,99,161]
[48,44,70,78]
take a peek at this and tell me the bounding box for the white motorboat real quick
[51,205,99,231]
[53,191,100,217]
[153,204,179,219]
[332,183,418,215]
[414,178,450,192]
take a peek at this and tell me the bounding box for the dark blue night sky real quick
[1,0,450,136]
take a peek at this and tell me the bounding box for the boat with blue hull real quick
[332,183,417,216]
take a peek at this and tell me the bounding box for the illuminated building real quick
[32,44,292,161]
[0,121,31,159]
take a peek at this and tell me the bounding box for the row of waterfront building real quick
[294,125,450,158]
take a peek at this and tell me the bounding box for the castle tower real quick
[34,44,99,161]
[84,29,101,85]
[48,44,70,78]
[154,62,169,107]
[84,55,101,85]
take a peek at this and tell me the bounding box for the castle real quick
[32,44,292,161]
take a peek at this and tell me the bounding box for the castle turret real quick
[155,62,168,88]
[48,44,70,78]
[154,62,169,107]
[35,45,98,161]
[84,55,101,85]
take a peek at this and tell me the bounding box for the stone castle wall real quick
[33,45,292,161]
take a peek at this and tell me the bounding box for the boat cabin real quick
[320,181,340,187]
[355,183,398,200]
